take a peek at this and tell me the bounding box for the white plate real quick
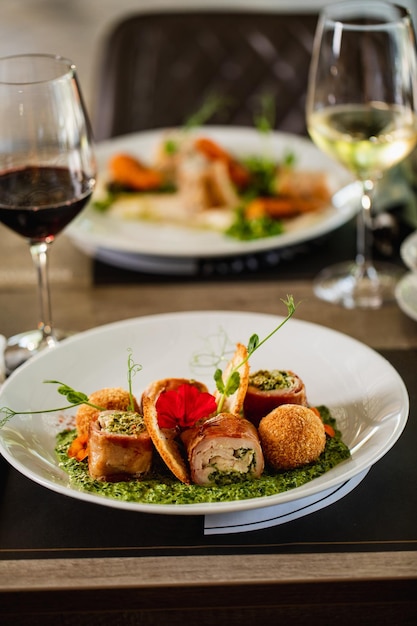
[400,229,417,272]
[0,311,408,515]
[66,127,358,264]
[395,272,417,321]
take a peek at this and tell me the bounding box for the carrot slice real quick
[109,153,163,190]
[310,407,335,438]
[323,423,336,438]
[245,197,298,219]
[194,137,250,188]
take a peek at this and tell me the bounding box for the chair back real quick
[93,10,318,140]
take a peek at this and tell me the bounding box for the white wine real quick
[308,103,417,179]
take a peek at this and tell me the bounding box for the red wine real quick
[0,166,93,241]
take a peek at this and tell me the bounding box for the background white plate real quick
[0,311,408,515]
[66,127,358,262]
[400,229,417,272]
[395,272,417,321]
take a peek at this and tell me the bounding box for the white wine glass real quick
[0,54,96,372]
[306,0,417,308]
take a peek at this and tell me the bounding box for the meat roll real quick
[243,369,307,426]
[88,410,153,481]
[142,378,213,485]
[181,412,264,485]
[75,387,140,437]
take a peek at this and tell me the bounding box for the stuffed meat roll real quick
[243,369,307,426]
[88,410,153,481]
[181,412,264,485]
[142,378,216,484]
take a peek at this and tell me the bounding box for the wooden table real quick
[0,221,416,625]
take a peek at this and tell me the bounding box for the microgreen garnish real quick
[0,383,104,430]
[0,349,142,429]
[254,93,276,134]
[215,295,299,412]
[163,94,231,155]
[127,349,142,411]
[184,93,231,130]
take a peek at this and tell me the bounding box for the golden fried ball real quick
[75,387,139,436]
[258,404,326,470]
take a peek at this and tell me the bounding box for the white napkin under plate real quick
[204,469,369,535]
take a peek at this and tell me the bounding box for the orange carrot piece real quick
[310,407,335,437]
[109,153,163,190]
[323,423,336,438]
[245,197,299,220]
[194,137,250,188]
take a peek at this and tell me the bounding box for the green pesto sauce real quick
[55,406,350,506]
[100,411,146,436]
[249,369,293,391]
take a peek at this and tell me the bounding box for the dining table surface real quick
[0,201,417,624]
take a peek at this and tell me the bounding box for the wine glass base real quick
[313,261,404,309]
[4,328,73,376]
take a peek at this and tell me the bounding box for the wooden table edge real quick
[1,551,416,592]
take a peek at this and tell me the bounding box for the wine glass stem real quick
[29,241,58,348]
[355,179,377,280]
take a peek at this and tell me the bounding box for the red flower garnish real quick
[156,383,217,429]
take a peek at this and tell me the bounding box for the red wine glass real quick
[0,54,96,373]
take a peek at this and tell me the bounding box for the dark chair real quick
[92,10,318,141]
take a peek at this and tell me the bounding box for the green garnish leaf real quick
[44,380,90,405]
[254,92,276,134]
[214,368,225,394]
[283,150,296,168]
[247,334,260,353]
[0,352,144,429]
[91,191,116,212]
[184,93,230,129]
[224,370,241,397]
[226,207,283,241]
[164,139,178,155]
[215,295,299,412]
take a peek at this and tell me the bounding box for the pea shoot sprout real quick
[0,350,142,429]
[215,295,299,412]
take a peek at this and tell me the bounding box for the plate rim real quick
[0,310,409,515]
[395,272,417,322]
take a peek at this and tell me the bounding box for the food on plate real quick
[243,369,307,426]
[88,410,153,481]
[258,404,326,470]
[245,170,330,219]
[181,412,264,485]
[214,342,249,415]
[0,297,351,505]
[141,378,216,484]
[93,131,333,240]
[193,136,251,188]
[108,154,163,191]
[75,387,140,437]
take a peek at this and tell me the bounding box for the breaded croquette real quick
[258,404,326,470]
[75,387,139,437]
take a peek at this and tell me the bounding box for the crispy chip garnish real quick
[214,342,249,415]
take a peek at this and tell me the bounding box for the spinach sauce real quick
[55,406,350,505]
